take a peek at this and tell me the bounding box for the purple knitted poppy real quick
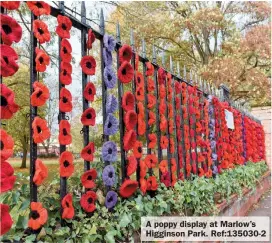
[104,66,117,89]
[212,153,218,161]
[209,130,215,139]
[103,48,113,66]
[210,140,216,150]
[102,141,117,162]
[104,113,119,136]
[105,191,118,209]
[103,34,116,52]
[106,94,118,114]
[102,165,115,186]
[212,165,218,175]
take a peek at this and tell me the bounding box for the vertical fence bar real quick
[29,11,38,203]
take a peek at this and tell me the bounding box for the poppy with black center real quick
[59,87,72,112]
[124,110,137,130]
[146,176,158,191]
[27,1,51,16]
[59,151,74,177]
[133,140,143,159]
[0,129,14,161]
[31,81,49,107]
[0,161,16,193]
[33,20,50,44]
[80,56,96,75]
[33,159,48,186]
[28,202,48,230]
[61,193,74,219]
[60,38,72,62]
[81,107,96,126]
[58,120,72,145]
[81,169,97,189]
[145,62,154,76]
[135,86,144,101]
[0,44,19,77]
[122,91,135,112]
[144,154,158,169]
[135,72,144,87]
[160,136,169,149]
[0,1,20,10]
[83,82,96,102]
[80,191,97,213]
[117,61,134,84]
[56,15,72,38]
[123,130,137,151]
[119,179,138,198]
[35,47,50,73]
[32,117,51,144]
[60,61,72,85]
[119,44,133,63]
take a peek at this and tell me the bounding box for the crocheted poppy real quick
[137,102,144,117]
[104,66,117,89]
[159,160,168,173]
[59,151,74,177]
[169,138,175,153]
[147,78,155,92]
[148,111,156,126]
[105,191,118,209]
[122,91,135,112]
[160,114,167,132]
[61,193,74,219]
[106,94,118,114]
[135,72,144,87]
[103,48,112,66]
[145,62,154,76]
[59,87,72,112]
[35,47,50,73]
[135,86,144,101]
[169,120,174,134]
[1,44,19,77]
[118,61,134,84]
[133,140,143,159]
[80,191,97,213]
[102,141,117,162]
[59,120,72,145]
[168,104,173,118]
[161,172,171,187]
[119,179,138,198]
[0,14,22,46]
[123,130,136,151]
[28,202,48,230]
[147,94,156,109]
[146,176,158,191]
[140,178,147,195]
[171,158,177,172]
[145,154,158,169]
[175,81,181,94]
[159,84,166,99]
[33,159,48,186]
[103,34,116,52]
[81,107,96,126]
[87,29,96,49]
[81,142,95,161]
[158,67,166,84]
[56,15,72,38]
[32,117,50,144]
[0,84,19,119]
[119,44,132,63]
[104,113,118,135]
[124,110,137,130]
[0,204,12,236]
[102,165,115,186]
[83,82,96,102]
[60,61,72,85]
[27,1,50,16]
[160,136,168,149]
[81,169,97,189]
[33,20,50,44]
[126,155,137,176]
[60,38,72,62]
[31,81,49,107]
[0,129,14,160]
[137,118,146,136]
[159,99,166,115]
[80,56,96,75]
[148,133,157,149]
[140,160,147,178]
[0,1,20,10]
[0,161,16,193]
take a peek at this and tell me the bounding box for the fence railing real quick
[0,1,266,235]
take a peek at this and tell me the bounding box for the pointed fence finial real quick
[203,80,207,93]
[152,44,156,63]
[99,8,105,34]
[59,1,65,13]
[177,62,180,77]
[170,56,173,72]
[183,65,186,81]
[162,50,165,67]
[116,22,121,43]
[189,70,192,84]
[142,39,146,59]
[81,2,86,23]
[207,82,210,94]
[130,29,134,50]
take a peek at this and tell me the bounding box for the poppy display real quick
[0,1,20,10]
[159,114,167,132]
[119,44,132,63]
[31,81,50,107]
[159,84,166,99]
[137,117,146,136]
[1,44,19,77]
[59,120,72,145]
[145,62,154,76]
[81,142,95,162]
[158,67,166,84]
[145,154,158,168]
[28,202,48,230]
[137,102,145,117]
[56,15,72,38]
[123,130,136,151]
[160,136,168,149]
[147,94,156,109]
[102,165,115,186]
[35,47,50,73]
[140,160,147,178]
[119,179,138,198]
[126,155,137,176]
[0,161,16,193]
[0,83,19,119]
[81,107,96,126]
[159,99,166,115]
[102,141,117,162]
[104,113,118,135]
[104,66,117,89]
[170,138,175,154]
[80,191,97,213]
[59,87,72,112]
[135,72,144,87]
[139,178,147,195]
[148,133,157,149]
[60,61,72,85]
[118,61,134,83]
[135,86,144,101]
[83,82,96,102]
[146,176,158,191]
[32,117,50,144]
[81,169,97,189]
[0,14,22,46]
[105,191,118,209]
[60,38,72,62]
[122,91,135,112]
[0,129,14,160]
[103,48,113,66]
[33,159,48,186]
[106,95,118,114]
[61,193,74,219]
[147,78,155,92]
[87,29,96,50]
[133,140,143,159]
[33,20,50,44]
[103,34,116,52]
[59,151,74,177]
[124,110,137,130]
[161,172,171,187]
[148,111,156,126]
[27,1,51,16]
[80,56,96,75]
[0,204,12,236]
[159,160,168,173]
